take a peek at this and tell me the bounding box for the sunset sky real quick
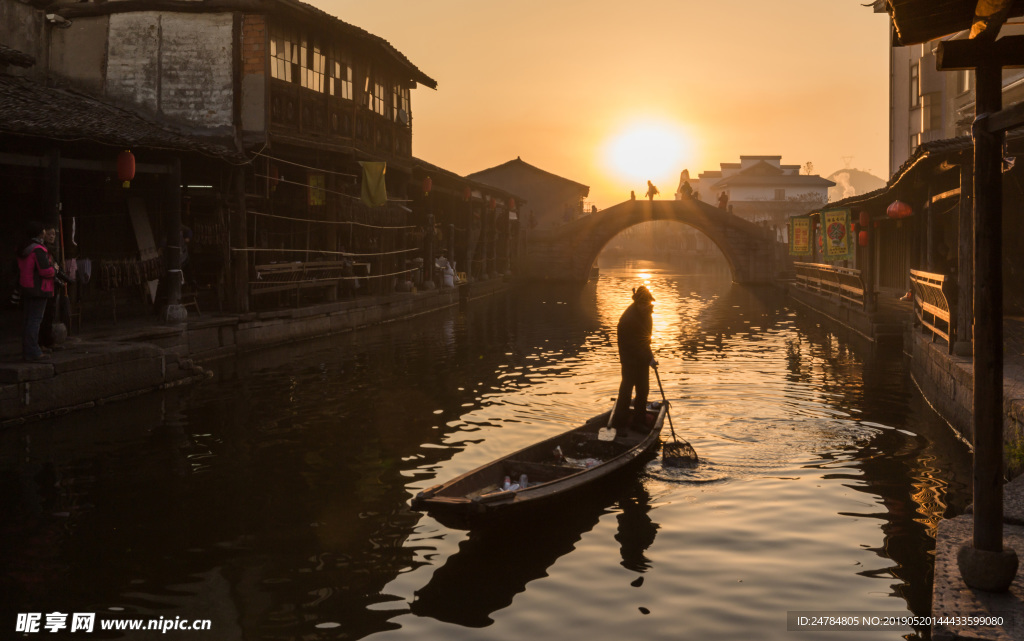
[324,1,890,208]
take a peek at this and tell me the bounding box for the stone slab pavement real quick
[930,317,1024,640]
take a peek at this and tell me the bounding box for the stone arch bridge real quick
[518,198,785,284]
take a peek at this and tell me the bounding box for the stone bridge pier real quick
[517,198,785,284]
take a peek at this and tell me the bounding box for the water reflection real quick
[411,478,656,627]
[0,264,973,641]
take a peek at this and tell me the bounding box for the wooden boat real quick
[411,402,667,523]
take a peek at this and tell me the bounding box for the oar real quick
[653,363,698,468]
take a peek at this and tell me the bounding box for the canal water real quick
[0,262,973,640]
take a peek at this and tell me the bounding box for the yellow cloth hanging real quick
[359,161,388,207]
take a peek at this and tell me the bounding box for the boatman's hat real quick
[632,285,655,302]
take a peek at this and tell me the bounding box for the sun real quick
[603,120,693,185]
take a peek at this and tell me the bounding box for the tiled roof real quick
[0,44,35,68]
[283,0,437,89]
[808,131,1024,212]
[0,73,242,160]
[413,156,527,203]
[467,157,590,195]
[53,0,437,90]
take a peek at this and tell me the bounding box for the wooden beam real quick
[936,35,1024,70]
[931,187,961,204]
[986,99,1024,133]
[972,0,1015,40]
[0,151,173,173]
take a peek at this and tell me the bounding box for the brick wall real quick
[242,14,266,76]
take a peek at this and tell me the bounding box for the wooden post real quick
[972,61,1004,554]
[925,186,935,272]
[938,33,1020,593]
[955,162,974,356]
[232,166,249,313]
[161,157,185,322]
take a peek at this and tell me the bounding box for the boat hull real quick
[411,404,666,526]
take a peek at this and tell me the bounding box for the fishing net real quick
[662,439,699,468]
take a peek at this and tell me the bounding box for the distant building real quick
[886,20,1024,175]
[698,155,835,234]
[466,157,590,233]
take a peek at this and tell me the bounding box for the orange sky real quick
[322,1,890,209]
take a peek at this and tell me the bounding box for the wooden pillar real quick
[44,149,60,225]
[925,186,935,272]
[161,157,185,321]
[971,61,1004,554]
[865,213,876,313]
[232,166,249,313]
[938,34,1022,593]
[955,163,974,356]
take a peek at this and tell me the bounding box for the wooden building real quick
[2,0,515,316]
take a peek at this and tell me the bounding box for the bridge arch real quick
[518,198,783,284]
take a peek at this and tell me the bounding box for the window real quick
[910,63,920,108]
[774,189,785,200]
[330,52,353,100]
[298,37,325,93]
[299,38,325,93]
[393,85,411,125]
[922,92,942,131]
[373,81,387,116]
[270,32,298,83]
[361,69,371,109]
[958,69,971,95]
[909,132,921,154]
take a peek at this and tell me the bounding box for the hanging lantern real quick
[117,150,135,188]
[886,200,913,219]
[422,176,432,196]
[858,230,869,246]
[858,210,870,227]
[508,197,516,211]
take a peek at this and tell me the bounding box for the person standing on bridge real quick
[611,285,658,437]
[645,181,659,201]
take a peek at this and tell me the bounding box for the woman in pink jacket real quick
[17,221,55,362]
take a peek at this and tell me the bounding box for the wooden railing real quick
[793,262,867,309]
[250,260,369,303]
[909,269,957,353]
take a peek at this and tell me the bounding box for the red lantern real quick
[509,197,516,211]
[117,150,135,188]
[886,200,912,219]
[858,230,869,246]
[422,176,432,196]
[858,210,869,227]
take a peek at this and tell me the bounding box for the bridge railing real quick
[793,262,867,309]
[909,269,957,353]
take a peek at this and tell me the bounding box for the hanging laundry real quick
[359,161,387,207]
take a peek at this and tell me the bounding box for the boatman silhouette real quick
[611,285,658,437]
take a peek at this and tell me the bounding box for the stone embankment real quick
[1,279,506,425]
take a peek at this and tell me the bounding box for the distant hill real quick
[827,169,887,202]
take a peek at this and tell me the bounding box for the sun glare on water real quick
[604,120,692,185]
